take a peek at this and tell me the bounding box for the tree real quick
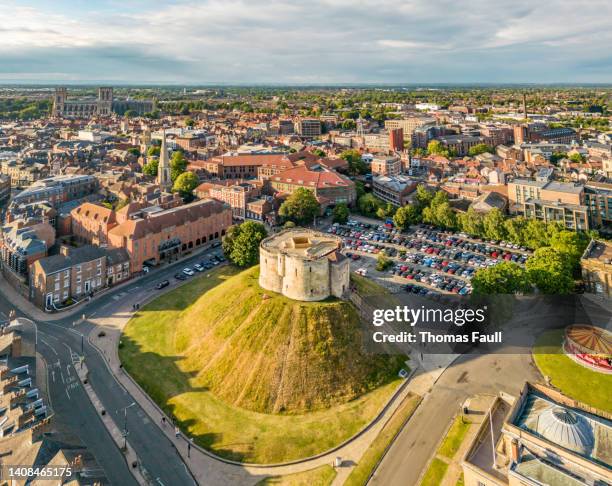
[332,203,350,224]
[550,152,567,165]
[458,207,484,236]
[483,208,507,241]
[283,221,296,229]
[278,188,320,225]
[415,184,433,209]
[472,262,531,295]
[503,217,527,246]
[526,247,574,294]
[427,140,450,158]
[124,109,137,118]
[467,144,493,157]
[222,221,267,267]
[172,171,199,198]
[147,146,160,157]
[358,193,383,217]
[376,203,396,220]
[142,158,159,177]
[127,147,140,157]
[340,149,367,175]
[393,205,421,230]
[355,180,366,199]
[184,117,195,127]
[549,230,589,276]
[341,119,356,130]
[376,251,393,271]
[170,151,188,182]
[312,148,326,157]
[523,219,549,249]
[569,152,586,164]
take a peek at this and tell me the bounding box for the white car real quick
[194,264,204,272]
[183,268,195,276]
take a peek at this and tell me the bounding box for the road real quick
[0,247,224,486]
[369,351,541,486]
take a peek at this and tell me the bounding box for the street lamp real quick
[118,402,136,450]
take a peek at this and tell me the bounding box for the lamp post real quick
[119,402,136,450]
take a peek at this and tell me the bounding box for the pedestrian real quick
[187,441,191,458]
[161,416,166,427]
[175,426,180,438]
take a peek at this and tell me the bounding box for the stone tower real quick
[97,87,113,116]
[157,130,172,192]
[52,87,67,117]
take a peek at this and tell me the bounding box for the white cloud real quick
[0,0,610,82]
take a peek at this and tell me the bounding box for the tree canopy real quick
[222,221,268,267]
[172,171,199,197]
[472,262,531,295]
[170,151,188,182]
[278,188,321,225]
[340,149,368,175]
[142,158,159,177]
[332,203,350,224]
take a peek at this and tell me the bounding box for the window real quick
[97,277,102,287]
[63,291,68,300]
[76,264,82,273]
[77,285,82,294]
[64,270,69,278]
[97,268,102,276]
[54,281,60,291]
[64,279,69,288]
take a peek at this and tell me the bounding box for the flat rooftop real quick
[260,229,341,259]
[583,240,612,264]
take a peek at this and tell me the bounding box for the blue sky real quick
[1,0,611,84]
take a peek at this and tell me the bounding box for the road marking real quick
[51,370,55,383]
[40,338,58,355]
[65,388,71,400]
[60,372,65,384]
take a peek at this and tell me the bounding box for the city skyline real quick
[1,0,611,84]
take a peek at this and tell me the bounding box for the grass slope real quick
[256,465,337,486]
[120,265,405,463]
[533,330,612,413]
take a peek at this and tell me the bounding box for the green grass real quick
[120,265,405,463]
[438,415,471,460]
[256,465,336,486]
[456,473,465,486]
[420,458,449,486]
[350,273,399,308]
[533,330,612,413]
[344,394,422,486]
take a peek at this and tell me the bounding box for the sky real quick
[1,0,611,85]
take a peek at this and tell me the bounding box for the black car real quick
[155,280,170,289]
[174,273,186,281]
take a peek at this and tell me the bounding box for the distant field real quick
[120,265,405,463]
[533,329,612,413]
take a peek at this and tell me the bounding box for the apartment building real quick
[363,128,404,152]
[0,221,55,279]
[107,199,232,271]
[372,175,418,206]
[30,245,109,309]
[385,116,436,139]
[269,165,356,207]
[584,182,612,231]
[508,179,590,230]
[0,159,45,188]
[201,154,289,179]
[9,175,98,212]
[70,202,117,246]
[462,382,611,486]
[0,174,9,203]
[371,156,402,177]
[294,119,322,138]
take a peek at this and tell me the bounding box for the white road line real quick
[65,389,71,400]
[60,372,65,384]
[40,338,58,355]
[51,370,55,383]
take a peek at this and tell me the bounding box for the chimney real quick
[510,438,519,463]
[60,245,71,257]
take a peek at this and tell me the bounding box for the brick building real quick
[70,202,117,246]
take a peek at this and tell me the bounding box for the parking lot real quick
[330,219,532,297]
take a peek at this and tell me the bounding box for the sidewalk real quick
[87,290,428,486]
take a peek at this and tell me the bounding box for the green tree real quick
[355,180,366,199]
[549,152,567,165]
[278,188,321,225]
[415,184,434,209]
[312,148,326,157]
[376,203,396,220]
[358,193,383,217]
[170,151,188,182]
[332,203,350,224]
[222,221,268,267]
[393,205,421,230]
[458,207,484,236]
[467,144,493,157]
[483,208,507,240]
[172,171,199,197]
[472,262,532,295]
[526,247,574,294]
[569,152,586,163]
[503,217,527,246]
[142,159,159,177]
[283,221,296,229]
[184,117,195,127]
[376,251,393,271]
[147,146,160,157]
[340,149,367,175]
[124,109,137,118]
[341,119,356,130]
[523,219,550,249]
[427,140,450,158]
[127,147,140,157]
[549,230,589,276]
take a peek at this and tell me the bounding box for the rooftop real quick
[582,240,612,264]
[260,228,341,260]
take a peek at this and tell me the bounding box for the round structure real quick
[259,228,349,302]
[535,406,594,455]
[563,325,612,374]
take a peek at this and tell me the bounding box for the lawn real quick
[344,393,422,486]
[420,458,449,486]
[120,265,405,464]
[256,465,336,486]
[533,329,612,413]
[438,416,471,460]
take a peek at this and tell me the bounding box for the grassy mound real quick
[169,266,403,414]
[120,265,406,462]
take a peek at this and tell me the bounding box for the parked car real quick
[183,268,195,276]
[155,280,170,289]
[194,263,204,272]
[174,273,186,281]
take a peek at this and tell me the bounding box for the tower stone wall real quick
[259,228,349,302]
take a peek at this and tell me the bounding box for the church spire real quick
[157,129,172,192]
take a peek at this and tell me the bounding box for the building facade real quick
[581,239,611,297]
